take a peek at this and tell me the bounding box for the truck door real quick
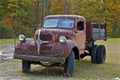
[75,21,86,54]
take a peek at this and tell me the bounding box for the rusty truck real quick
[14,15,107,76]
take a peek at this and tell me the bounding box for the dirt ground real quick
[0,59,67,80]
[0,39,120,80]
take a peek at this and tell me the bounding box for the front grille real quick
[41,45,52,51]
[40,35,52,41]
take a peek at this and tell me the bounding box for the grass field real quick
[73,38,120,79]
[0,38,120,80]
[0,39,14,44]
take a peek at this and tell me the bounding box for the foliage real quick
[0,0,34,38]
[40,0,120,37]
[0,0,120,38]
[14,25,34,38]
[0,0,34,29]
[0,22,33,39]
[0,22,13,38]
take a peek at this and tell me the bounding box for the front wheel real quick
[22,60,31,73]
[64,51,75,77]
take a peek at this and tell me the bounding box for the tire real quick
[91,45,98,63]
[64,51,75,77]
[22,60,31,73]
[96,45,106,64]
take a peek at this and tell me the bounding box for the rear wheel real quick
[64,51,75,77]
[96,45,106,64]
[22,60,31,73]
[91,45,98,63]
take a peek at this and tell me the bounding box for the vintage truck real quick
[14,15,107,76]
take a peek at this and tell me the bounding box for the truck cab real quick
[14,15,107,76]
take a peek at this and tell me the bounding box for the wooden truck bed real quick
[86,21,107,41]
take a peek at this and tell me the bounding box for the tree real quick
[0,0,120,38]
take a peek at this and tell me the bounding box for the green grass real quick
[0,39,19,44]
[106,38,120,42]
[0,39,14,44]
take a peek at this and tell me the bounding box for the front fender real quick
[15,38,37,54]
[64,40,77,58]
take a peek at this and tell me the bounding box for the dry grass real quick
[0,38,120,80]
[73,38,120,79]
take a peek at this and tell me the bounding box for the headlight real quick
[59,36,67,43]
[19,34,25,41]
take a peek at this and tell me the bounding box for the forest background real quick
[0,0,120,38]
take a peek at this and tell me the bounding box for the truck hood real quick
[35,29,74,41]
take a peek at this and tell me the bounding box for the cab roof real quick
[44,15,86,21]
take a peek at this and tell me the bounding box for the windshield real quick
[44,18,74,29]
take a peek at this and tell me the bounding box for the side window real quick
[77,21,84,30]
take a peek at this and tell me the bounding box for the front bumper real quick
[14,54,65,63]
